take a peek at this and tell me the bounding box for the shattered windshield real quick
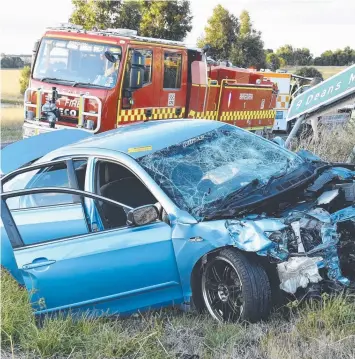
[138,124,305,219]
[33,38,121,88]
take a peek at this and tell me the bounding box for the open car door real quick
[0,128,92,176]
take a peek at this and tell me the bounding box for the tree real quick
[139,1,192,41]
[70,0,192,41]
[1,56,24,69]
[197,5,238,61]
[295,67,323,82]
[19,66,31,94]
[293,48,313,66]
[70,0,103,30]
[276,44,294,65]
[266,53,280,71]
[230,10,265,69]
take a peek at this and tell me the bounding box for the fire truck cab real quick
[23,24,278,138]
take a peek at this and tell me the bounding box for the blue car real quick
[1,120,354,323]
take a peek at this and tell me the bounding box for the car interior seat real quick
[98,162,156,228]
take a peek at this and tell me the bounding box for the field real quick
[1,69,22,101]
[285,66,347,80]
[2,269,355,359]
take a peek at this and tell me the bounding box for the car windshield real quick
[33,38,122,88]
[138,124,305,219]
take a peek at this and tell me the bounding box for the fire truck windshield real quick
[33,37,122,89]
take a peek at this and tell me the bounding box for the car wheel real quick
[201,249,271,323]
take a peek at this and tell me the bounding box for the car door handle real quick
[22,260,56,270]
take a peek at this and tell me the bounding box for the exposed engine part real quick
[306,170,338,193]
[335,182,355,202]
[277,256,323,294]
[317,189,339,205]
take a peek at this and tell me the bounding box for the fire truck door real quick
[118,47,158,122]
[159,49,186,118]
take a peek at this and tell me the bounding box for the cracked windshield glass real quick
[139,125,304,219]
[33,38,121,88]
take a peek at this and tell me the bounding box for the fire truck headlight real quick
[256,79,261,84]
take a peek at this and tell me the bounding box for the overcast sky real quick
[1,0,354,56]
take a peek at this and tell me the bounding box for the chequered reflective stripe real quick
[117,107,185,122]
[220,110,276,121]
[188,110,217,119]
[276,94,290,109]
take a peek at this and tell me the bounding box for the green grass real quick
[1,269,355,359]
[285,66,347,80]
[1,69,22,101]
[1,107,24,142]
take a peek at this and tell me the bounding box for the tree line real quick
[70,1,354,71]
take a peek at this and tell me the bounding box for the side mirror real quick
[128,50,145,89]
[272,136,286,147]
[104,51,117,63]
[127,205,159,226]
[129,67,144,89]
[131,50,145,67]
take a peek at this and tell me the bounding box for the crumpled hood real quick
[225,165,355,294]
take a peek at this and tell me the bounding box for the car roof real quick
[67,119,225,158]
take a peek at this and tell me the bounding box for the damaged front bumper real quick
[226,166,355,296]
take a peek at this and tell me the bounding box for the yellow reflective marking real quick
[128,145,153,153]
[46,34,117,44]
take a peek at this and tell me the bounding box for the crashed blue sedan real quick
[1,120,354,323]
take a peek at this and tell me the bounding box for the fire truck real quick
[255,70,313,133]
[22,23,278,138]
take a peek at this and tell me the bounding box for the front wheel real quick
[201,249,271,323]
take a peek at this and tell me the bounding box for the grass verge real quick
[293,123,355,163]
[0,107,24,142]
[1,269,355,359]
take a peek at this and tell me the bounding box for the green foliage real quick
[1,56,24,69]
[230,10,266,69]
[19,65,31,95]
[295,66,324,81]
[276,45,313,66]
[70,0,192,41]
[1,268,35,348]
[266,53,281,71]
[198,7,265,69]
[139,0,192,41]
[314,46,355,66]
[197,5,238,61]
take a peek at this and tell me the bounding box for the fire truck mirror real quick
[104,51,117,63]
[131,51,145,67]
[129,67,144,89]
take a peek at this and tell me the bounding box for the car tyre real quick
[201,249,271,323]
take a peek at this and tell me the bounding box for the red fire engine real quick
[23,23,278,138]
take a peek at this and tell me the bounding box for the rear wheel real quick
[201,249,271,323]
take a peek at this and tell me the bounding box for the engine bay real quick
[226,165,355,297]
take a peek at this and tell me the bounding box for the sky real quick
[1,0,354,57]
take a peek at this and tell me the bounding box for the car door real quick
[1,159,183,316]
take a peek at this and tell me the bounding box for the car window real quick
[3,159,87,210]
[163,52,182,89]
[95,160,157,229]
[123,48,153,89]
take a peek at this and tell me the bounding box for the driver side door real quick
[2,158,183,316]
